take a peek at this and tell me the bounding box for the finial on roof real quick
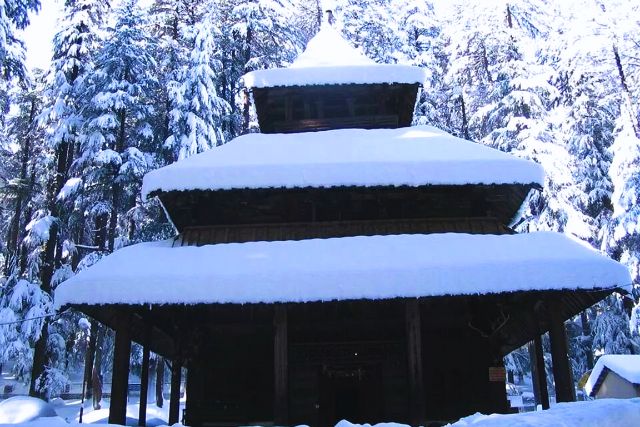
[325,9,335,26]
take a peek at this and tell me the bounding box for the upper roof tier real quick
[142,125,544,198]
[243,26,425,133]
[242,26,425,89]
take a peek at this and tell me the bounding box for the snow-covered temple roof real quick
[585,355,640,396]
[141,126,544,197]
[55,232,630,308]
[242,26,425,88]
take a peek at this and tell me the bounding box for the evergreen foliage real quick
[0,0,639,401]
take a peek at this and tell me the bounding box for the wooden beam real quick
[406,299,426,425]
[109,317,131,425]
[274,305,288,425]
[529,336,550,409]
[138,325,151,426]
[548,302,575,403]
[169,359,182,425]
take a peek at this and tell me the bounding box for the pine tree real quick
[336,0,402,64]
[79,0,158,255]
[0,74,59,397]
[165,18,229,161]
[592,296,640,355]
[212,0,302,134]
[148,0,203,164]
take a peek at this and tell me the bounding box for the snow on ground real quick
[3,399,640,426]
[33,397,176,426]
[55,232,630,307]
[141,126,544,198]
[584,355,640,396]
[242,26,424,88]
[446,398,640,426]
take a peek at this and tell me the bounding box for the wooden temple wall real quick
[181,300,509,427]
[90,289,608,426]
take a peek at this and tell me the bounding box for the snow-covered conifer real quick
[79,0,158,253]
[165,19,230,161]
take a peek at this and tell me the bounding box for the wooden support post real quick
[529,335,550,409]
[169,359,182,425]
[274,305,288,425]
[548,303,575,403]
[138,326,151,427]
[406,299,426,426]
[109,316,131,425]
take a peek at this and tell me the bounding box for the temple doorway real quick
[319,363,383,426]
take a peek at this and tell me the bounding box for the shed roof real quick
[585,355,640,396]
[242,26,425,88]
[142,126,544,198]
[55,232,630,308]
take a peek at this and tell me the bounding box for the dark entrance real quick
[319,363,383,426]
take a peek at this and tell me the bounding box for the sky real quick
[20,0,63,71]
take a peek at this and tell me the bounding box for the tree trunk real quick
[580,311,594,370]
[612,44,639,137]
[84,322,99,401]
[460,94,470,140]
[5,99,37,275]
[29,321,49,399]
[92,325,106,410]
[156,356,165,407]
[107,108,127,253]
[31,135,74,398]
[4,99,35,274]
[241,27,253,134]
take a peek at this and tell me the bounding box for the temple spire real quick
[325,9,335,27]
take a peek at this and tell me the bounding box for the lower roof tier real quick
[141,126,545,199]
[55,232,630,308]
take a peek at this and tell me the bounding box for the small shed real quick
[585,355,640,399]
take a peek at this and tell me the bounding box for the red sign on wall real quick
[489,367,506,382]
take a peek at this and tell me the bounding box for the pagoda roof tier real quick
[55,231,630,308]
[142,126,545,198]
[242,27,425,88]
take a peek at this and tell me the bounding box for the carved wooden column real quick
[406,299,426,426]
[529,335,550,409]
[274,305,288,425]
[548,302,575,403]
[109,314,131,425]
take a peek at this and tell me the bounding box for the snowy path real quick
[2,398,640,426]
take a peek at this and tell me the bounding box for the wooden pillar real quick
[548,303,575,403]
[109,316,131,425]
[529,335,550,409]
[169,359,182,425]
[138,326,151,427]
[406,299,426,425]
[274,305,288,425]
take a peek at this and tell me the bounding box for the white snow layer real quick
[141,126,545,198]
[5,400,640,427]
[243,64,425,88]
[290,26,375,68]
[242,27,425,88]
[585,355,640,395]
[54,232,630,308]
[446,399,640,427]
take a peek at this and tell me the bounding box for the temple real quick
[55,21,631,427]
